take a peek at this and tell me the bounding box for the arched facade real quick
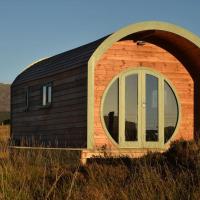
[87,21,200,156]
[11,21,200,158]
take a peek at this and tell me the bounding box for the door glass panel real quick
[125,74,138,141]
[103,79,119,143]
[164,81,178,143]
[146,74,158,141]
[102,70,180,147]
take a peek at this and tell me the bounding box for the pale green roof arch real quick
[89,20,200,65]
[87,21,200,149]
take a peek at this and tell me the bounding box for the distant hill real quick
[0,83,10,123]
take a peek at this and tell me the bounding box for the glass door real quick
[120,70,164,148]
[142,72,164,148]
[102,68,179,149]
[119,72,142,148]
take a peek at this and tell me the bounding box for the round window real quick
[102,69,180,148]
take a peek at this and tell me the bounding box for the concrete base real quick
[80,148,166,164]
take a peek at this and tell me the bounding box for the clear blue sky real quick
[0,0,200,84]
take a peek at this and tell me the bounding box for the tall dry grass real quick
[0,140,199,200]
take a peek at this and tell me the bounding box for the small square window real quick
[42,83,52,106]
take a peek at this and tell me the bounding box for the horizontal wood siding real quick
[94,40,194,149]
[11,66,87,148]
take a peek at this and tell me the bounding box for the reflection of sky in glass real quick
[164,81,178,127]
[103,79,119,143]
[102,72,178,144]
[146,75,158,131]
[125,75,138,141]
[125,75,138,122]
[103,79,118,117]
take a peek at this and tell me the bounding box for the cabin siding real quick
[11,22,200,154]
[11,66,87,148]
[94,40,194,149]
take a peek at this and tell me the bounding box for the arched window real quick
[102,68,180,148]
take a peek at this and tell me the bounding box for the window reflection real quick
[164,81,178,143]
[42,83,52,106]
[146,74,158,141]
[125,75,138,141]
[103,79,119,143]
[102,71,179,146]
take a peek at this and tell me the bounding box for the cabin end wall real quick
[11,66,88,148]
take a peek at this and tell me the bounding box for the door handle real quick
[142,102,146,108]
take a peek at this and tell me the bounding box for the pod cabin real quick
[11,21,200,159]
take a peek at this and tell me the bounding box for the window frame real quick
[42,82,53,107]
[101,67,181,149]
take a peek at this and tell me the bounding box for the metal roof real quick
[13,35,109,86]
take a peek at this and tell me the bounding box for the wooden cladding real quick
[11,66,88,148]
[94,40,194,149]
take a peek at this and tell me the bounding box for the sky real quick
[0,0,200,84]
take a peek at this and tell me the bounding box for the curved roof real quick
[13,36,109,86]
[13,21,200,87]
[89,21,200,75]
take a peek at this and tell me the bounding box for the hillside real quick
[0,83,10,123]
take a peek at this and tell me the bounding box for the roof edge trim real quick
[12,57,48,85]
[89,20,200,65]
[22,57,49,73]
[87,20,200,149]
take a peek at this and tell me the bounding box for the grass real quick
[0,140,199,200]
